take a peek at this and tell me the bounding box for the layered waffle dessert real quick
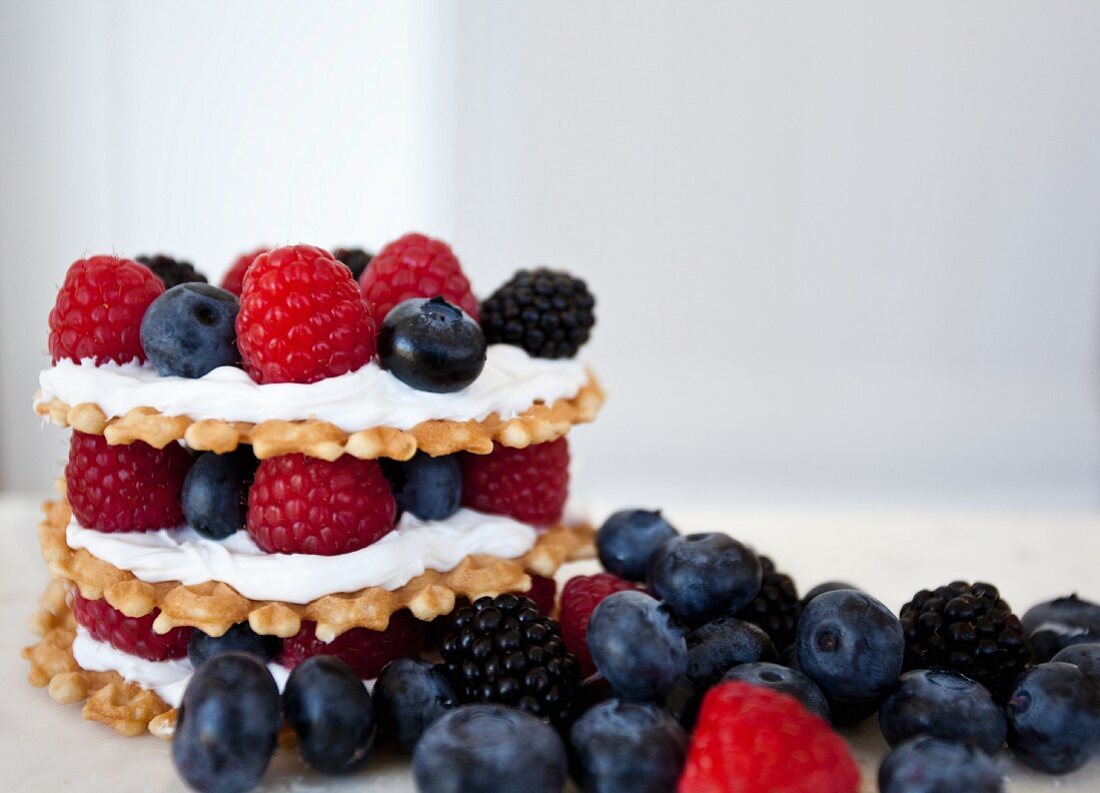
[24,235,603,737]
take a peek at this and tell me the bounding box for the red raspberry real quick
[560,573,643,677]
[236,244,376,384]
[679,682,860,793]
[247,453,396,555]
[280,612,427,679]
[72,592,192,661]
[220,246,268,297]
[523,574,558,616]
[359,233,479,327]
[460,438,570,526]
[66,431,192,532]
[48,255,164,365]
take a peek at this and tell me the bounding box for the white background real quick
[3,0,1100,511]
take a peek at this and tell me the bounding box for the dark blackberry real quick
[899,581,1031,701]
[136,254,207,289]
[440,594,581,729]
[332,247,373,281]
[480,268,595,359]
[735,555,802,651]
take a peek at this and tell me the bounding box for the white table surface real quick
[3,493,1100,792]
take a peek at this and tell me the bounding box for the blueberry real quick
[171,652,281,793]
[648,533,762,626]
[795,589,904,702]
[1052,642,1100,685]
[140,283,240,378]
[413,704,567,793]
[373,658,456,752]
[596,509,678,582]
[187,622,281,668]
[284,655,376,774]
[569,699,688,793]
[879,736,1003,793]
[1022,594,1100,662]
[587,590,688,703]
[381,452,462,522]
[182,450,254,540]
[1006,661,1100,774]
[802,581,859,607]
[721,662,830,721]
[879,670,1006,755]
[378,297,486,393]
[686,616,776,689]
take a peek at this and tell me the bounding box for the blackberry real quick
[735,555,802,651]
[900,581,1031,701]
[480,268,595,359]
[332,247,373,281]
[440,594,581,729]
[136,254,207,289]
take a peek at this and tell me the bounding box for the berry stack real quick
[23,234,603,740]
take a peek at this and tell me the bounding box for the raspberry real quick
[524,574,558,616]
[220,247,268,297]
[680,682,860,793]
[460,438,569,526]
[72,592,192,661]
[236,245,375,384]
[48,255,164,365]
[359,233,479,327]
[280,613,427,679]
[66,431,192,532]
[246,454,396,555]
[560,573,642,677]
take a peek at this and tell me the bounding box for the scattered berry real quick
[181,450,254,540]
[360,232,479,328]
[284,656,376,774]
[900,581,1030,701]
[187,622,280,668]
[140,283,240,378]
[440,594,580,728]
[460,438,569,526]
[588,590,688,703]
[332,246,373,280]
[413,704,567,793]
[1006,662,1100,774]
[236,244,375,384]
[378,297,486,392]
[596,509,678,582]
[73,592,193,661]
[136,254,207,289]
[480,268,595,359]
[649,533,762,627]
[247,454,396,555]
[796,589,904,703]
[172,653,281,793]
[280,613,427,680]
[523,574,558,616]
[879,669,1006,755]
[66,431,192,532]
[570,700,687,793]
[686,616,776,690]
[735,554,802,652]
[560,573,641,677]
[1022,594,1100,662]
[802,581,859,607]
[721,661,830,721]
[680,681,860,793]
[49,255,164,365]
[382,452,462,522]
[373,658,457,752]
[219,247,267,297]
[1052,642,1100,685]
[879,736,1003,793]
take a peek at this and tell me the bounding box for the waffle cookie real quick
[25,241,602,739]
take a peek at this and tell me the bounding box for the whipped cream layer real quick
[72,628,374,708]
[66,509,537,604]
[38,345,589,431]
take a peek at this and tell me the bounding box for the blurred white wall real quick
[2,0,1100,508]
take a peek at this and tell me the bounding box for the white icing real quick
[37,345,589,431]
[66,509,537,604]
[71,627,377,709]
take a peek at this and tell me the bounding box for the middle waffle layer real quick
[39,498,595,641]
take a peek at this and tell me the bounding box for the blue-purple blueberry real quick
[373,658,456,752]
[569,699,687,793]
[283,655,376,774]
[596,509,678,582]
[648,533,762,626]
[686,616,776,689]
[879,736,1003,793]
[1006,662,1100,774]
[879,669,1005,755]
